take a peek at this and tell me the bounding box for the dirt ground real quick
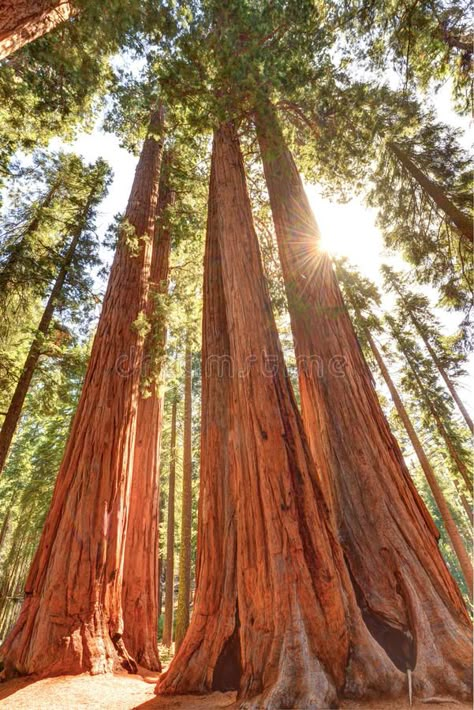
[0,672,470,709]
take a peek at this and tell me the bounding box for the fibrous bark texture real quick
[122,145,171,672]
[157,122,409,708]
[0,1,75,60]
[255,100,472,701]
[174,342,193,654]
[0,111,163,678]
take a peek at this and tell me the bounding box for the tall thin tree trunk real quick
[122,135,170,672]
[431,407,472,490]
[157,490,166,621]
[162,395,177,648]
[388,142,472,244]
[0,186,98,477]
[0,179,60,299]
[412,321,473,434]
[399,346,473,493]
[255,99,472,700]
[452,477,473,524]
[174,342,192,654]
[157,121,412,707]
[0,0,75,60]
[0,110,163,678]
[0,506,12,555]
[364,327,473,595]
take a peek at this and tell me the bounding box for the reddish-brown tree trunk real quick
[174,342,193,654]
[388,142,473,245]
[255,101,472,701]
[157,169,238,686]
[0,0,75,60]
[364,327,473,595]
[0,186,98,477]
[157,122,410,707]
[122,141,170,672]
[0,111,163,678]
[162,395,177,648]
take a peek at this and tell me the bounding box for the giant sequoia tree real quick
[0,0,472,704]
[254,97,471,699]
[157,120,434,707]
[122,135,171,672]
[0,110,163,677]
[336,261,473,595]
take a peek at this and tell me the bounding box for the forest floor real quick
[0,670,471,710]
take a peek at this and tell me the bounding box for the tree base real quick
[0,599,138,680]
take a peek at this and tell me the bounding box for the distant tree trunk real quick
[0,0,75,60]
[162,395,177,648]
[0,506,11,554]
[157,490,166,621]
[0,183,99,477]
[174,343,192,654]
[0,179,60,299]
[414,325,472,434]
[388,142,473,245]
[363,327,473,595]
[400,347,473,493]
[255,99,472,700]
[431,407,472,490]
[453,477,473,525]
[0,110,163,678]
[122,136,170,672]
[157,121,411,707]
[0,521,27,627]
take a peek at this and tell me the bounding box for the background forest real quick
[0,0,472,706]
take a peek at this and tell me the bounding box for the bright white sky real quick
[50,81,472,405]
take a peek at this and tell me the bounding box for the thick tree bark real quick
[364,327,473,595]
[0,186,99,477]
[157,170,238,688]
[0,111,163,678]
[0,0,75,60]
[157,122,411,708]
[174,342,193,654]
[388,142,473,245]
[122,141,170,672]
[162,395,177,648]
[255,100,472,701]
